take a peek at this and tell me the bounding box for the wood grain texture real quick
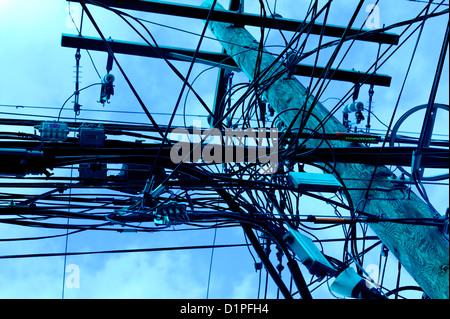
[202,0,448,299]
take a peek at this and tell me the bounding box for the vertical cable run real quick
[206,224,218,299]
[62,6,84,298]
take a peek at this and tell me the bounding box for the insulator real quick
[343,101,364,113]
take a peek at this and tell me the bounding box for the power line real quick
[408,0,449,6]
[205,223,218,299]
[0,243,250,260]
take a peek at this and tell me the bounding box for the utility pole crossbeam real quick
[68,0,399,45]
[61,34,392,87]
[201,0,449,299]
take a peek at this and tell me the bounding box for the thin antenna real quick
[73,7,84,115]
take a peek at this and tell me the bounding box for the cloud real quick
[0,257,64,298]
[62,250,208,298]
[230,273,260,299]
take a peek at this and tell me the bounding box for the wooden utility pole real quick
[202,0,449,299]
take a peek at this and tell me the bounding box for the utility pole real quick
[202,0,449,299]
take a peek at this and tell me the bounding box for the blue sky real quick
[0,0,448,299]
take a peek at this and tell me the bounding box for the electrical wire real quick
[57,83,102,121]
[205,222,218,299]
[0,243,250,260]
[361,1,434,209]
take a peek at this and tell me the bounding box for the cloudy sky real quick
[0,0,448,299]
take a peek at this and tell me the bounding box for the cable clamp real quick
[411,150,423,174]
[152,201,188,226]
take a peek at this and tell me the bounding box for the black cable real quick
[0,229,85,242]
[412,22,449,211]
[300,7,448,62]
[385,285,423,297]
[0,243,250,260]
[361,1,434,209]
[57,83,102,121]
[146,0,220,180]
[86,1,273,186]
[304,3,448,138]
[303,0,381,120]
[277,1,365,144]
[408,0,448,6]
[0,132,44,151]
